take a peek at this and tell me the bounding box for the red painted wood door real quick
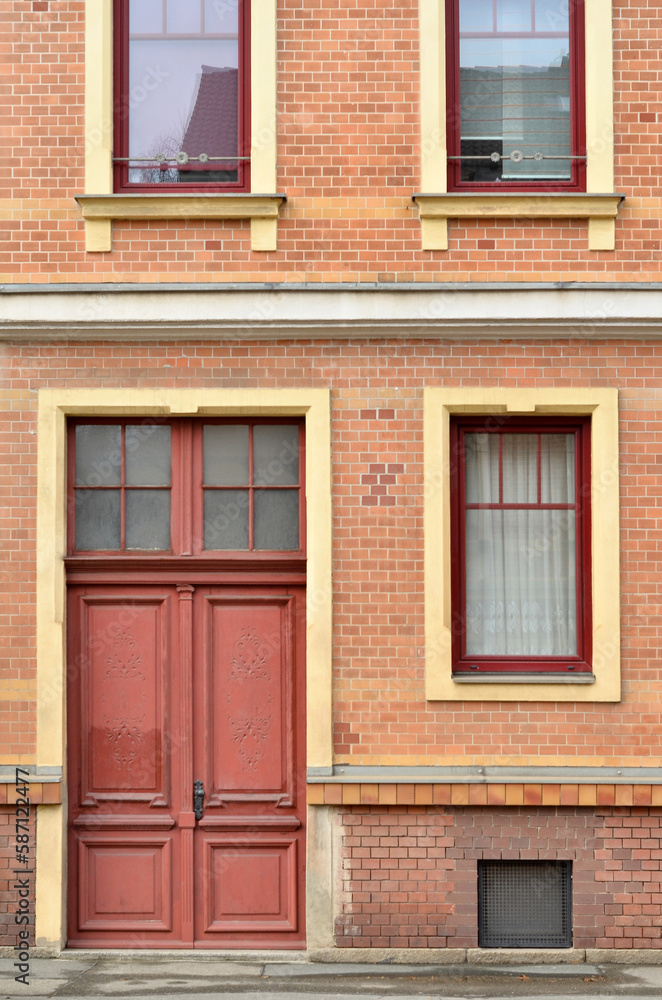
[67,583,306,948]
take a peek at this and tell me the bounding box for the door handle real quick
[193,779,205,821]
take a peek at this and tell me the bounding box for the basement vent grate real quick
[478,860,572,948]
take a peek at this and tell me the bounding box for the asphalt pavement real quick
[5,956,662,1000]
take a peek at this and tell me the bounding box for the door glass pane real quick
[254,491,299,550]
[253,425,299,485]
[75,491,121,550]
[540,434,574,502]
[125,491,171,550]
[126,425,171,485]
[203,490,249,548]
[75,426,121,486]
[203,425,249,485]
[502,435,538,503]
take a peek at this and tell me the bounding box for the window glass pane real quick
[204,0,239,33]
[126,425,171,485]
[127,20,239,184]
[129,0,164,35]
[166,0,201,34]
[459,0,494,31]
[465,433,499,503]
[540,434,574,503]
[130,0,164,33]
[253,425,299,485]
[125,490,171,549]
[535,0,569,31]
[502,434,538,503]
[75,491,121,550]
[75,426,122,486]
[465,508,576,656]
[496,0,533,32]
[254,491,299,550]
[203,489,249,548]
[459,33,571,182]
[203,425,249,485]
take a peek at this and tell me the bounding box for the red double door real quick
[67,582,306,948]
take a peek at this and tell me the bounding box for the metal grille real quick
[478,861,572,948]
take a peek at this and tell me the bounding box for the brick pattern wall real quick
[0,807,36,948]
[334,806,662,950]
[2,0,662,282]
[4,337,662,763]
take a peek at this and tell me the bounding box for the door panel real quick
[67,583,305,948]
[202,596,296,803]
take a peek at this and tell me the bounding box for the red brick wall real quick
[2,0,662,283]
[4,337,662,762]
[0,807,36,948]
[335,806,662,950]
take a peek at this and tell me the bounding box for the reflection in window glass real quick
[458,0,572,183]
[126,0,241,184]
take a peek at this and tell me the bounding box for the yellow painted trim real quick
[35,388,332,947]
[76,195,284,221]
[81,0,281,251]
[250,0,277,194]
[415,194,623,220]
[424,387,620,703]
[585,0,614,194]
[416,0,617,250]
[84,0,113,193]
[35,805,66,948]
[419,0,446,194]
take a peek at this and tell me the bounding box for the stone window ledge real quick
[75,193,287,253]
[413,192,625,251]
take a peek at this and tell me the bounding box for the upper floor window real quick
[446,0,585,190]
[113,0,250,192]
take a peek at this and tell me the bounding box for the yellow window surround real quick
[79,0,284,252]
[35,388,332,947]
[417,0,623,251]
[424,387,620,703]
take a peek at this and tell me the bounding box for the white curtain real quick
[464,433,577,657]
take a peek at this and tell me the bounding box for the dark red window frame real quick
[445,0,586,193]
[67,417,305,558]
[112,0,251,194]
[450,416,592,675]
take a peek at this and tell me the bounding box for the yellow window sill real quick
[75,193,287,252]
[413,192,625,251]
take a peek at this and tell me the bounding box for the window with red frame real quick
[68,419,304,556]
[446,0,585,190]
[113,0,250,192]
[450,417,591,675]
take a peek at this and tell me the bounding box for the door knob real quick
[193,779,205,821]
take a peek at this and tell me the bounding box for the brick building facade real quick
[2,0,662,958]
